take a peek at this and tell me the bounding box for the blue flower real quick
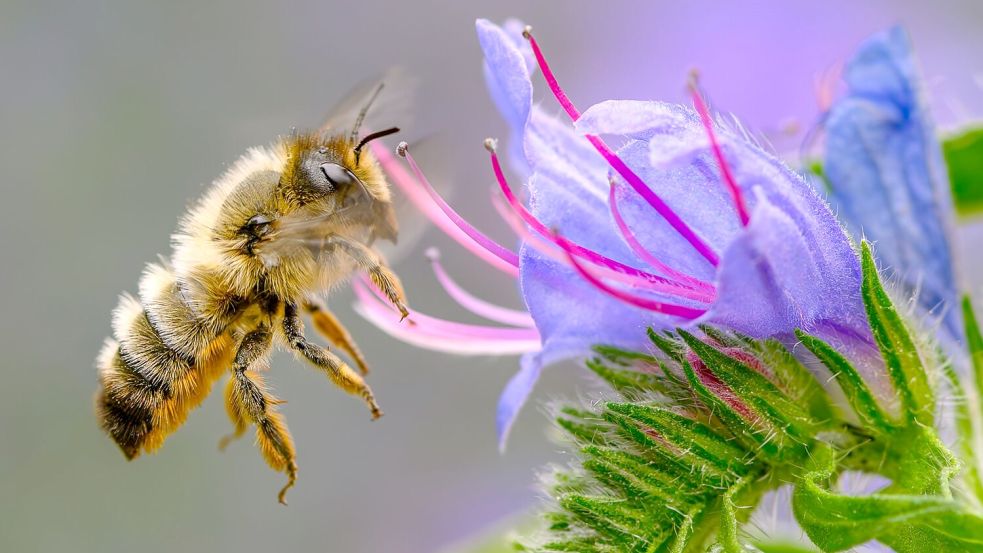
[481,19,874,440]
[823,26,961,345]
[359,19,877,449]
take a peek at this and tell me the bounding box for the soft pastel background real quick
[2,1,981,552]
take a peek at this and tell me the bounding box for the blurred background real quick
[2,1,982,552]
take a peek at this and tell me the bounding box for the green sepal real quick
[752,339,837,425]
[605,403,751,478]
[581,445,701,503]
[647,328,686,363]
[602,409,716,489]
[794,329,895,433]
[557,406,611,447]
[586,357,669,398]
[860,241,934,425]
[592,345,657,367]
[679,330,819,448]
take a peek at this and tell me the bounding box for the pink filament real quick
[352,281,541,355]
[554,234,706,319]
[688,82,751,226]
[427,248,536,328]
[524,29,720,267]
[371,143,519,277]
[488,146,713,303]
[607,178,716,295]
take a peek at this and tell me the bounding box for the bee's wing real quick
[317,67,418,139]
[319,73,452,267]
[265,71,452,266]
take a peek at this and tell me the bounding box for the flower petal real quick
[496,352,543,452]
[824,26,960,342]
[477,19,532,130]
[705,190,866,338]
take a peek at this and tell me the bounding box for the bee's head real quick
[279,132,379,210]
[270,130,398,240]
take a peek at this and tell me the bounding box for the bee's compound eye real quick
[244,214,272,235]
[318,163,355,192]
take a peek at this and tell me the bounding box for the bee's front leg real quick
[324,235,409,320]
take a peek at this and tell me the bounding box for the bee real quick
[95,83,409,504]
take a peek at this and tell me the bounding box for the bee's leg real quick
[218,377,248,451]
[327,235,409,320]
[283,302,383,419]
[229,325,298,505]
[303,296,371,375]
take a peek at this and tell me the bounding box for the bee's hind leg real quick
[218,376,248,451]
[284,302,382,419]
[229,325,298,505]
[303,296,371,375]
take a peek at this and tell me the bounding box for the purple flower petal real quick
[705,189,866,337]
[496,352,543,451]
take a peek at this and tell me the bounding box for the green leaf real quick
[752,542,819,553]
[860,241,934,426]
[943,127,983,217]
[794,462,983,551]
[795,329,895,433]
[964,297,983,415]
[955,297,983,502]
[793,443,981,552]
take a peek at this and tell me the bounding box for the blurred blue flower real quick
[824,26,961,344]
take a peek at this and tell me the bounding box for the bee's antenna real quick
[350,82,386,144]
[354,127,400,165]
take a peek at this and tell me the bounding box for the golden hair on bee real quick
[95,85,409,504]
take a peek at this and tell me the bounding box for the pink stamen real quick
[487,141,713,303]
[427,248,536,328]
[554,233,706,319]
[523,27,720,267]
[352,281,541,355]
[688,76,750,227]
[372,142,519,277]
[815,62,843,113]
[607,176,716,294]
[356,276,535,339]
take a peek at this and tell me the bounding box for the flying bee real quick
[95,82,410,504]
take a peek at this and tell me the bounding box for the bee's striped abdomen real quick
[97,264,238,458]
[96,341,161,459]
